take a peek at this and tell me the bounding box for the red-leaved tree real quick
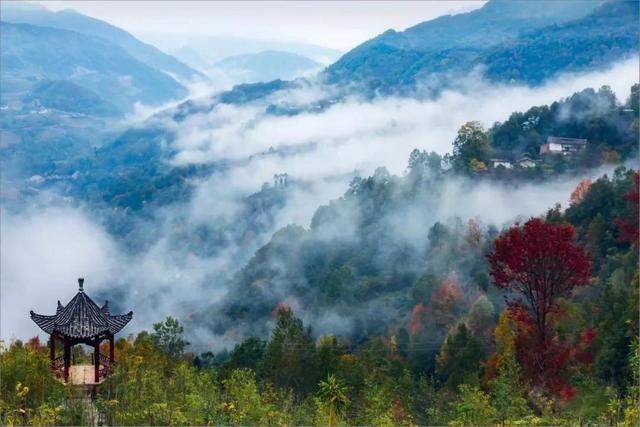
[488,218,591,388]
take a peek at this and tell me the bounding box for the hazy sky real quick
[34,1,485,50]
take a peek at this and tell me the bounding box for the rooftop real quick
[547,136,587,146]
[30,278,132,339]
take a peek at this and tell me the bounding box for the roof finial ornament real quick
[78,277,84,292]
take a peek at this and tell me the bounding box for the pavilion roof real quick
[30,279,132,339]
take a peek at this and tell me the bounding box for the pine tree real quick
[260,307,319,397]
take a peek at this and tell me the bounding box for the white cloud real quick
[0,205,118,340]
[169,59,638,231]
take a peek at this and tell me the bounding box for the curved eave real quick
[30,311,56,334]
[108,311,133,334]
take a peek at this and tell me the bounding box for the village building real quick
[30,278,133,384]
[540,136,587,155]
[517,154,537,168]
[490,158,513,169]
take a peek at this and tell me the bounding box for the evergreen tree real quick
[260,307,319,397]
[436,323,485,389]
[467,294,495,348]
[150,316,190,360]
[221,337,266,376]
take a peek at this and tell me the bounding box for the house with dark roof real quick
[540,136,587,155]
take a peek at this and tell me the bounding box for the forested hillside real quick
[481,0,640,84]
[0,22,187,113]
[325,0,638,95]
[191,81,639,340]
[3,86,638,427]
[451,84,639,176]
[32,84,634,242]
[2,166,638,425]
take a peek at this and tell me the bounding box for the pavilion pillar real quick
[94,338,100,383]
[109,333,115,364]
[49,333,56,368]
[63,338,70,382]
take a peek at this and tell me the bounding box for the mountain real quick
[25,79,121,117]
[0,1,204,83]
[192,84,639,340]
[163,35,342,68]
[480,0,640,84]
[163,0,636,110]
[170,45,211,73]
[212,51,322,84]
[324,0,636,94]
[0,20,188,184]
[0,21,187,113]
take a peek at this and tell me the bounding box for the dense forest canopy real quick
[326,0,638,96]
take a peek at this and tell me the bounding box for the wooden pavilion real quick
[30,278,133,383]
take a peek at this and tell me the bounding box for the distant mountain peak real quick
[1,21,188,113]
[0,1,205,83]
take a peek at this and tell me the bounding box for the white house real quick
[540,136,587,155]
[517,155,536,168]
[490,159,513,169]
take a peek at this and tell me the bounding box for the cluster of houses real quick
[489,136,587,170]
[489,155,535,170]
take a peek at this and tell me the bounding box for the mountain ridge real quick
[212,50,322,84]
[0,21,188,112]
[0,1,205,83]
[325,0,635,94]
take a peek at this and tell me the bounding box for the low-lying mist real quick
[1,58,637,346]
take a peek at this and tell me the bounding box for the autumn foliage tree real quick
[431,274,463,327]
[488,218,591,389]
[569,179,592,205]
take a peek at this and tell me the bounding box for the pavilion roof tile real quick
[30,279,132,339]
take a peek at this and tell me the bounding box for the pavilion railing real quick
[51,352,115,382]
